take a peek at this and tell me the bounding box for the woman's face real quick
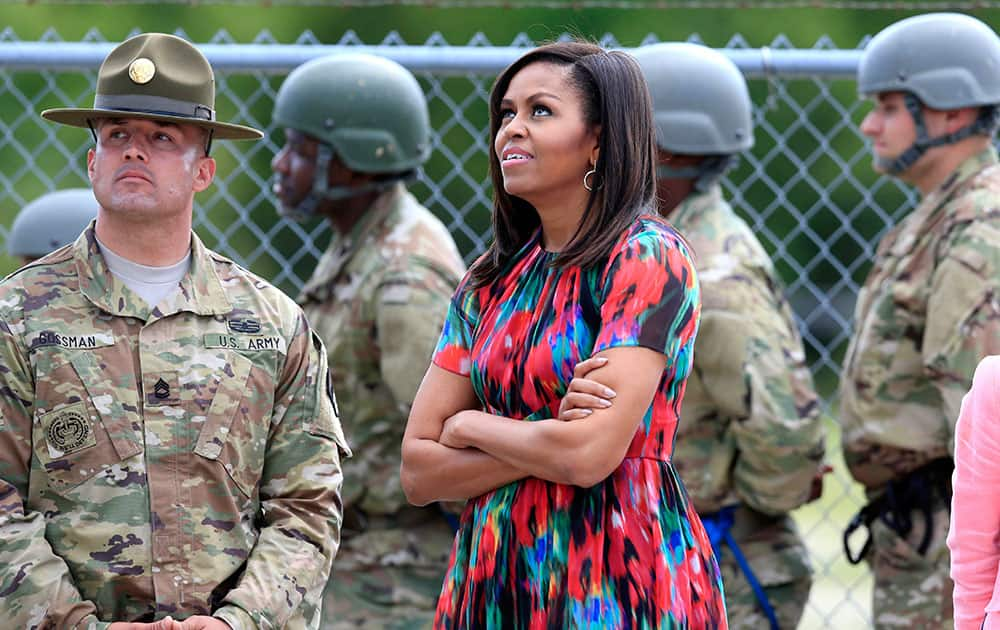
[493,62,599,210]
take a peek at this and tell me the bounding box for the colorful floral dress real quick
[431,215,728,629]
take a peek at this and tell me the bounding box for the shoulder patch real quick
[41,402,96,456]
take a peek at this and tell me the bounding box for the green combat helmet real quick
[633,42,754,191]
[7,188,99,262]
[858,12,1000,174]
[272,53,431,219]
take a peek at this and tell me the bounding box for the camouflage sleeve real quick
[697,275,825,516]
[0,311,109,629]
[215,313,350,629]
[374,257,460,409]
[925,219,1000,454]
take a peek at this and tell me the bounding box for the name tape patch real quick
[205,333,286,353]
[30,331,115,351]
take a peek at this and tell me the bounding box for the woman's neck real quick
[533,193,589,253]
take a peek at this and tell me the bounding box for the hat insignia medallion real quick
[128,58,156,85]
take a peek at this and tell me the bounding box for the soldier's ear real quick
[944,107,980,134]
[86,148,97,183]
[192,156,216,194]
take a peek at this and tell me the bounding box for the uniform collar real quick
[298,182,405,301]
[887,146,999,258]
[75,220,232,320]
[922,146,998,210]
[670,184,723,229]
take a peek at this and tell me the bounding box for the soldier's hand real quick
[807,464,835,503]
[109,617,184,630]
[179,616,232,629]
[558,356,614,421]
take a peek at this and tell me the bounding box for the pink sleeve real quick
[949,355,1000,630]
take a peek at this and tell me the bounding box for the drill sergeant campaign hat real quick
[41,32,263,148]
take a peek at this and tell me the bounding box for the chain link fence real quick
[10,1,1000,8]
[3,28,976,628]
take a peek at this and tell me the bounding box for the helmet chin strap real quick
[656,155,737,192]
[876,94,1000,175]
[276,143,406,222]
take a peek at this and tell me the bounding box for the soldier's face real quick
[860,92,917,173]
[653,149,703,211]
[271,129,369,219]
[271,128,317,212]
[493,62,600,210]
[87,118,215,218]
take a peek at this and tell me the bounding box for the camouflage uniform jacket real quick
[298,184,464,566]
[841,147,1000,489]
[0,224,350,630]
[670,185,826,585]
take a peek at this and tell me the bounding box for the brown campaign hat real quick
[42,32,262,140]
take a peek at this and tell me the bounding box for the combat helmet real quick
[8,188,99,261]
[272,53,431,219]
[858,13,1000,174]
[633,42,754,191]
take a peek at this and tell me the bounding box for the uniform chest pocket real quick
[193,351,268,499]
[31,351,142,496]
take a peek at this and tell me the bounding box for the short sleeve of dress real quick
[432,273,479,377]
[592,221,701,361]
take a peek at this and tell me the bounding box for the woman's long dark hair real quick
[468,40,658,288]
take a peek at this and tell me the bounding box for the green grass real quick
[793,416,873,629]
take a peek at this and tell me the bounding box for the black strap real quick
[842,457,953,564]
[843,498,882,565]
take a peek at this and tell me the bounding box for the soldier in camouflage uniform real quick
[271,54,465,629]
[839,13,1000,629]
[0,33,349,629]
[633,43,827,630]
[7,188,99,266]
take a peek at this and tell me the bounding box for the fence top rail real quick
[0,41,862,78]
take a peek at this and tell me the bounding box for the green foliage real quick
[3,4,999,57]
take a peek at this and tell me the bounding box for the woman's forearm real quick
[454,411,621,487]
[400,437,526,506]
[449,348,663,487]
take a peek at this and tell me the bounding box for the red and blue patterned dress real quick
[432,215,728,629]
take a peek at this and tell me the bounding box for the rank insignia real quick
[153,378,170,400]
[146,373,180,406]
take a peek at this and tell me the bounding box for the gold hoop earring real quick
[583,168,602,192]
